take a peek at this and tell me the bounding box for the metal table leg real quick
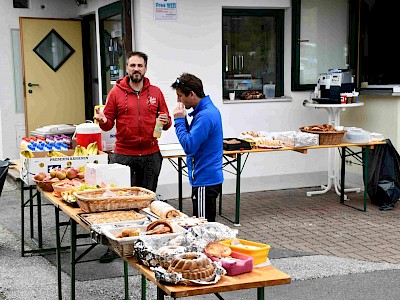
[124,261,129,300]
[340,147,346,204]
[340,146,369,212]
[363,145,370,212]
[21,181,26,257]
[178,157,183,211]
[257,287,265,300]
[141,275,147,300]
[156,286,165,300]
[234,153,242,226]
[70,219,77,300]
[55,206,62,300]
[219,153,243,226]
[37,191,43,247]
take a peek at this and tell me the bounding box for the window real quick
[291,0,349,91]
[350,0,400,88]
[222,9,284,100]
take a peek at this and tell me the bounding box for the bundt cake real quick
[167,252,215,281]
[157,245,187,268]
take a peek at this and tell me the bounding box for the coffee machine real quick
[317,69,354,102]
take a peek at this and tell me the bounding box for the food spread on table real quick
[29,122,385,287]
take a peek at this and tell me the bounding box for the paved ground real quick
[200,188,400,264]
[1,177,400,299]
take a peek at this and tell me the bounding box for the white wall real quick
[1,0,350,199]
[131,0,332,197]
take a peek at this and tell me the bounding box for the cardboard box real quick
[84,163,130,187]
[101,125,116,151]
[20,150,108,186]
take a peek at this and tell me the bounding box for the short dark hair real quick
[171,73,206,98]
[126,51,148,66]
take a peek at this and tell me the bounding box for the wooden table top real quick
[40,191,291,298]
[126,259,291,298]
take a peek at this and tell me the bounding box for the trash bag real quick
[375,180,400,210]
[366,139,400,210]
[0,158,12,197]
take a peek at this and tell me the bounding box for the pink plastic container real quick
[205,251,254,276]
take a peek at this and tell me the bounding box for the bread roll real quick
[204,242,232,258]
[115,227,140,238]
[150,200,181,219]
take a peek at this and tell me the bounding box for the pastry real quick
[167,252,215,281]
[174,216,207,228]
[150,200,181,219]
[115,227,140,238]
[145,220,174,235]
[204,242,232,258]
[80,210,146,225]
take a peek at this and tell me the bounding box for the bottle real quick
[20,137,31,150]
[153,112,164,138]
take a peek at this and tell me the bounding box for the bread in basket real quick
[74,186,156,212]
[300,124,346,145]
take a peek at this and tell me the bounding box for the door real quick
[19,17,86,134]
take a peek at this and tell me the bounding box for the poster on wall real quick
[154,0,177,21]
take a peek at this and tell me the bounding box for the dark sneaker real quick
[99,249,119,263]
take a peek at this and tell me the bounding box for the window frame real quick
[291,0,351,91]
[222,8,285,98]
[292,0,397,92]
[99,1,125,101]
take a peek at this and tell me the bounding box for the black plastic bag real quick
[375,180,400,210]
[366,139,400,210]
[0,158,11,197]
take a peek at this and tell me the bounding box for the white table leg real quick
[306,106,360,197]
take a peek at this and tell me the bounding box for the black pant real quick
[109,152,162,192]
[191,184,222,222]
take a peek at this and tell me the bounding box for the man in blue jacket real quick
[171,73,223,222]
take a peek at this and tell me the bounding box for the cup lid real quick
[76,122,101,133]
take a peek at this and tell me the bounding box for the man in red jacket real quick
[94,51,171,192]
[94,51,171,263]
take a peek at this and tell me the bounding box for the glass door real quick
[99,1,125,102]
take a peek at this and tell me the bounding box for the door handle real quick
[28,82,39,87]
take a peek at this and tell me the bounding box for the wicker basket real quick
[74,187,156,213]
[300,127,346,145]
[34,179,54,192]
[108,241,135,258]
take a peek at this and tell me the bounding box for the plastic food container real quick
[220,238,270,265]
[370,132,385,142]
[206,251,254,276]
[100,223,185,258]
[342,129,370,144]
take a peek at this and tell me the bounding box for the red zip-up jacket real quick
[99,76,171,156]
